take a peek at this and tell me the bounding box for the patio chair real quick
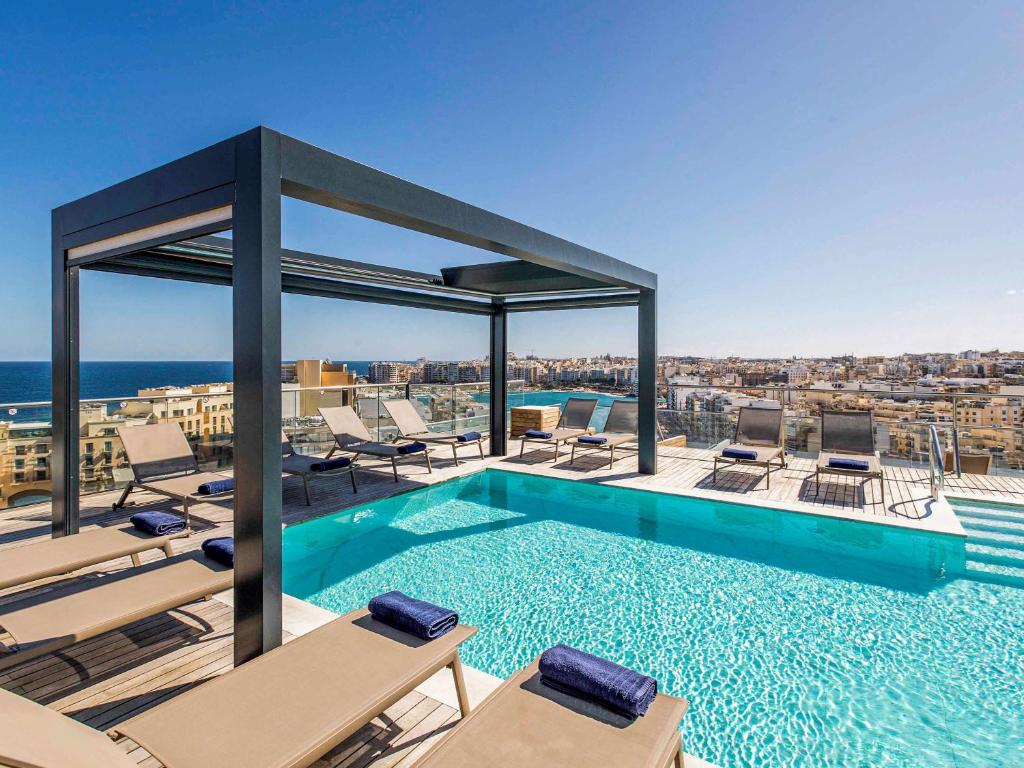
[281,430,358,504]
[0,551,232,671]
[712,407,786,489]
[569,400,639,469]
[383,398,486,465]
[815,410,885,504]
[112,423,235,527]
[519,397,598,461]
[944,450,993,476]
[0,524,183,593]
[319,405,432,481]
[415,654,688,768]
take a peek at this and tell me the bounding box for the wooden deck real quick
[2,441,1023,766]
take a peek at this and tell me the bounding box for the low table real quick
[510,405,560,437]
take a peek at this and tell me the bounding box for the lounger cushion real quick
[201,537,234,567]
[197,477,234,495]
[719,444,782,463]
[396,441,428,455]
[456,431,482,442]
[310,456,353,472]
[130,511,187,536]
[828,457,870,471]
[723,447,758,461]
[524,429,553,439]
[139,472,235,501]
[578,435,608,445]
[818,451,882,475]
[539,644,657,718]
[368,590,458,640]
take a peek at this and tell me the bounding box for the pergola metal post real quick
[231,128,284,664]
[637,288,658,475]
[489,299,507,456]
[51,211,80,537]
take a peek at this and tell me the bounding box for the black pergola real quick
[51,127,658,664]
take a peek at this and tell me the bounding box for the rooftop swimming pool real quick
[283,470,1023,767]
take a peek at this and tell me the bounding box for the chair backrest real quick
[945,450,992,475]
[559,397,598,429]
[117,423,199,482]
[0,687,137,768]
[319,406,373,446]
[383,399,430,436]
[604,400,639,434]
[820,410,875,454]
[734,407,784,447]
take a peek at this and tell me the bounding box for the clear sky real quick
[2,1,1022,361]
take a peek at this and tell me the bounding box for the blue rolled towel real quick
[539,644,658,719]
[524,429,552,439]
[368,590,458,640]
[310,456,352,472]
[723,447,758,460]
[130,511,186,536]
[197,477,234,495]
[828,457,870,471]
[456,431,482,443]
[201,537,234,567]
[578,435,608,445]
[396,441,427,455]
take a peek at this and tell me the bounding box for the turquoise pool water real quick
[283,471,1024,767]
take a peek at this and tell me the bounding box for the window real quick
[35,444,47,454]
[85,442,93,454]
[35,471,46,481]
[104,441,112,452]
[14,459,24,469]
[36,458,46,467]
[14,472,24,483]
[15,445,26,456]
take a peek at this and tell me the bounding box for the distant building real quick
[368,361,401,384]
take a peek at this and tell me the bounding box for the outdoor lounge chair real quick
[569,400,639,469]
[112,423,235,527]
[712,406,786,489]
[415,654,688,768]
[519,396,598,461]
[815,410,885,504]
[0,551,232,670]
[320,405,432,481]
[281,430,358,504]
[0,523,183,593]
[383,398,486,465]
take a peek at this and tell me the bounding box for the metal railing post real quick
[951,395,962,477]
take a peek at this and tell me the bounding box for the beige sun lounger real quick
[383,398,486,465]
[0,523,184,592]
[113,423,234,526]
[320,405,432,481]
[112,608,477,768]
[815,410,885,505]
[519,397,598,461]
[569,400,639,469]
[713,406,786,489]
[0,551,232,671]
[416,656,688,768]
[281,430,358,504]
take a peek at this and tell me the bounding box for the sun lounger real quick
[113,423,234,526]
[415,654,688,768]
[320,405,432,481]
[815,410,885,504]
[713,406,786,489]
[383,398,486,465]
[519,397,598,461]
[112,607,476,767]
[0,523,183,592]
[0,551,232,670]
[281,430,358,504]
[569,400,639,468]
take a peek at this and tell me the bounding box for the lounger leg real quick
[391,457,399,482]
[130,553,141,567]
[424,451,433,473]
[301,475,312,506]
[326,446,337,459]
[350,469,358,493]
[674,742,685,768]
[815,469,819,496]
[112,482,134,511]
[880,474,885,507]
[553,440,559,462]
[609,445,615,469]
[162,541,175,557]
[452,443,459,466]
[450,653,472,717]
[182,500,190,530]
[478,439,484,460]
[570,442,577,464]
[520,439,526,458]
[713,458,717,483]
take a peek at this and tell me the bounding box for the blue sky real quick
[2,1,1022,361]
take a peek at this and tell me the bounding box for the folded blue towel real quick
[368,590,458,640]
[828,457,870,471]
[539,644,658,719]
[578,435,608,445]
[130,511,186,536]
[723,447,758,461]
[524,429,552,439]
[201,537,234,567]
[396,441,427,455]
[310,456,352,472]
[197,477,234,495]
[456,431,482,443]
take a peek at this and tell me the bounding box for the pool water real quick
[283,470,1024,767]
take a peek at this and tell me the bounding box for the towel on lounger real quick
[828,457,870,471]
[368,590,458,640]
[130,511,187,536]
[396,441,428,455]
[197,478,234,495]
[201,537,234,567]
[723,447,758,461]
[456,431,482,442]
[539,644,658,719]
[578,435,608,445]
[524,429,553,439]
[309,456,352,472]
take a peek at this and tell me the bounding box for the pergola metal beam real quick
[50,210,79,537]
[504,294,639,312]
[489,300,508,456]
[441,261,610,295]
[637,289,658,475]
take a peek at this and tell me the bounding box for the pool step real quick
[964,560,1024,588]
[965,528,1024,549]
[960,517,1024,537]
[954,506,1024,526]
[965,543,1024,569]
[955,504,1024,586]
